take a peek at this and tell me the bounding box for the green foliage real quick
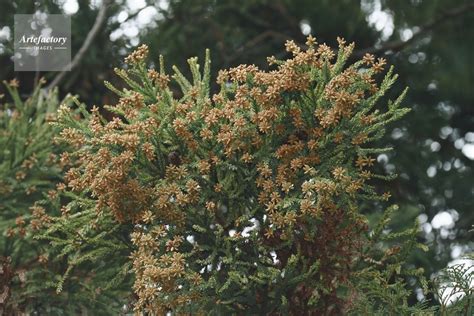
[0,23,470,312]
[434,258,474,316]
[34,194,135,315]
[0,80,68,314]
[140,0,474,291]
[1,2,472,288]
[0,81,132,315]
[49,39,439,314]
[0,0,471,313]
[0,81,62,220]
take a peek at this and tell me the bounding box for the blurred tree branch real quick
[46,0,110,91]
[353,2,474,57]
[225,1,474,69]
[229,2,474,63]
[227,30,293,64]
[225,0,304,64]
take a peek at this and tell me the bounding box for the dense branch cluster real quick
[54,36,415,314]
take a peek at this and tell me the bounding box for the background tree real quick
[0,81,131,314]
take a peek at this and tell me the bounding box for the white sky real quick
[361,0,394,40]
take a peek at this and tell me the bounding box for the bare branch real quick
[46,0,110,91]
